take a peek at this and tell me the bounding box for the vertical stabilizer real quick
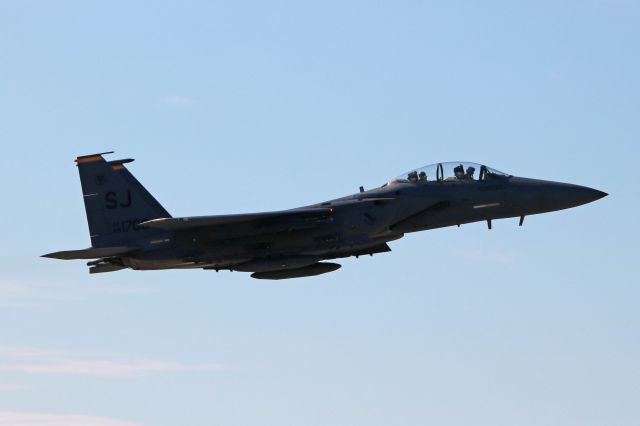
[76,152,171,248]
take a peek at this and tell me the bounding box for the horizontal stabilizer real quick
[42,246,136,260]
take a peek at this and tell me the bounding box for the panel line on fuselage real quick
[473,203,501,209]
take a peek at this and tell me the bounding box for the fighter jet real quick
[42,152,607,279]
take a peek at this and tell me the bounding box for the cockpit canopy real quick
[387,162,511,186]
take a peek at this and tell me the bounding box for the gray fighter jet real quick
[43,152,607,279]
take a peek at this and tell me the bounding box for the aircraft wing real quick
[42,246,137,260]
[141,207,334,233]
[328,197,395,207]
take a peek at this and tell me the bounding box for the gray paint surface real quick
[43,154,607,279]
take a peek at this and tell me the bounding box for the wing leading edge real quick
[141,208,334,232]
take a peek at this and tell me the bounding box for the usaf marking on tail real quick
[43,153,607,279]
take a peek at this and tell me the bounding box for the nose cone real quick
[585,188,608,202]
[540,181,607,211]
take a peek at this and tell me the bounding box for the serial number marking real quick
[110,218,150,233]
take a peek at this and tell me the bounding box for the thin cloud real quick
[0,360,224,378]
[89,285,157,296]
[0,383,31,391]
[0,281,36,299]
[0,345,62,358]
[0,411,140,426]
[0,345,225,379]
[0,279,78,307]
[0,302,42,309]
[0,277,150,309]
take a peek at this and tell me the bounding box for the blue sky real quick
[0,1,638,425]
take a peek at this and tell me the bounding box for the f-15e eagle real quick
[43,152,607,279]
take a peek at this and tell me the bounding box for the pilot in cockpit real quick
[465,166,476,180]
[454,164,465,179]
[407,171,419,182]
[418,171,427,182]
